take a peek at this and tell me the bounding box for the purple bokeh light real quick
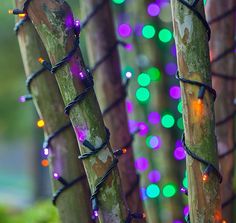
[138,122,149,136]
[170,44,177,57]
[148,170,161,183]
[126,100,133,113]
[183,205,189,216]
[134,23,144,36]
[169,86,181,99]
[147,3,160,17]
[125,43,133,52]
[135,157,149,172]
[165,62,177,75]
[174,147,186,160]
[18,96,26,103]
[173,221,183,223]
[140,187,148,200]
[128,120,138,133]
[148,136,162,150]
[64,12,74,28]
[175,139,182,147]
[148,111,161,125]
[53,172,59,179]
[118,23,132,38]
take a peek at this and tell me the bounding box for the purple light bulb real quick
[18,96,26,103]
[53,172,59,179]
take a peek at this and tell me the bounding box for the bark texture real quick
[80,0,143,215]
[206,0,236,221]
[15,3,92,222]
[19,0,128,222]
[170,1,222,222]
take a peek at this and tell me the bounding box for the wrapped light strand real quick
[11,1,144,221]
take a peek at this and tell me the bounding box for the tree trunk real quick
[20,0,128,222]
[170,1,222,222]
[80,0,143,216]
[15,9,92,223]
[206,1,236,222]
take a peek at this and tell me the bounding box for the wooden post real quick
[14,8,92,222]
[170,1,222,222]
[18,0,128,222]
[80,0,143,215]
[206,0,236,221]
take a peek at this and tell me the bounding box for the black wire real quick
[14,16,29,33]
[80,0,109,30]
[125,174,140,198]
[216,110,236,126]
[43,122,72,149]
[52,174,87,205]
[208,5,236,25]
[177,0,211,41]
[212,72,236,81]
[175,71,217,101]
[222,194,236,209]
[219,143,236,159]
[181,134,222,183]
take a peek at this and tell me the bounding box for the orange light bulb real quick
[41,159,49,167]
[202,174,208,182]
[38,57,44,64]
[122,148,127,154]
[192,98,204,117]
[8,10,13,14]
[19,13,27,18]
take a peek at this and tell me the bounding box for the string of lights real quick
[11,0,144,221]
[174,1,224,222]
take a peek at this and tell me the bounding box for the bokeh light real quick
[112,0,125,3]
[169,86,181,99]
[142,25,156,39]
[161,114,175,128]
[174,147,186,160]
[138,122,149,136]
[126,100,133,113]
[162,184,177,198]
[158,28,172,43]
[148,111,161,125]
[177,117,184,130]
[135,157,149,172]
[177,101,183,114]
[165,62,177,75]
[148,170,161,183]
[147,3,160,17]
[146,184,160,198]
[138,73,151,87]
[118,23,132,38]
[136,87,150,102]
[147,67,161,81]
[146,135,162,150]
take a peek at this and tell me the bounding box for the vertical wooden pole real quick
[15,12,92,223]
[206,0,236,221]
[80,0,143,215]
[170,1,222,222]
[21,0,128,222]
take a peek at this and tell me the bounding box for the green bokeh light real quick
[177,117,184,130]
[146,184,160,198]
[183,177,188,188]
[112,0,125,4]
[142,25,156,39]
[204,0,207,5]
[146,67,161,81]
[138,73,151,87]
[161,114,175,128]
[162,184,177,198]
[177,101,183,114]
[136,87,150,102]
[158,28,172,43]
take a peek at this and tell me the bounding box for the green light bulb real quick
[162,184,177,198]
[142,25,156,39]
[138,73,151,87]
[161,114,175,128]
[158,28,172,43]
[177,101,183,114]
[136,87,150,103]
[146,184,160,198]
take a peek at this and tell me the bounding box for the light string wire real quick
[175,1,236,221]
[174,0,222,222]
[11,0,143,221]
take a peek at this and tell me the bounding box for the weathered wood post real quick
[170,0,222,222]
[206,0,236,221]
[14,8,92,223]
[15,0,131,222]
[80,0,143,215]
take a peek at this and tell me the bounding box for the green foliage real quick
[0,201,60,223]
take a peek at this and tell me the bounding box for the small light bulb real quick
[44,148,49,156]
[126,71,132,78]
[8,10,13,14]
[18,96,26,103]
[202,173,208,182]
[142,213,146,219]
[122,148,127,154]
[37,119,45,128]
[41,159,49,167]
[19,13,27,18]
[38,57,44,64]
[74,19,80,27]
[53,172,59,179]
[94,210,99,217]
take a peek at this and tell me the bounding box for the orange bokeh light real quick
[41,159,49,167]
